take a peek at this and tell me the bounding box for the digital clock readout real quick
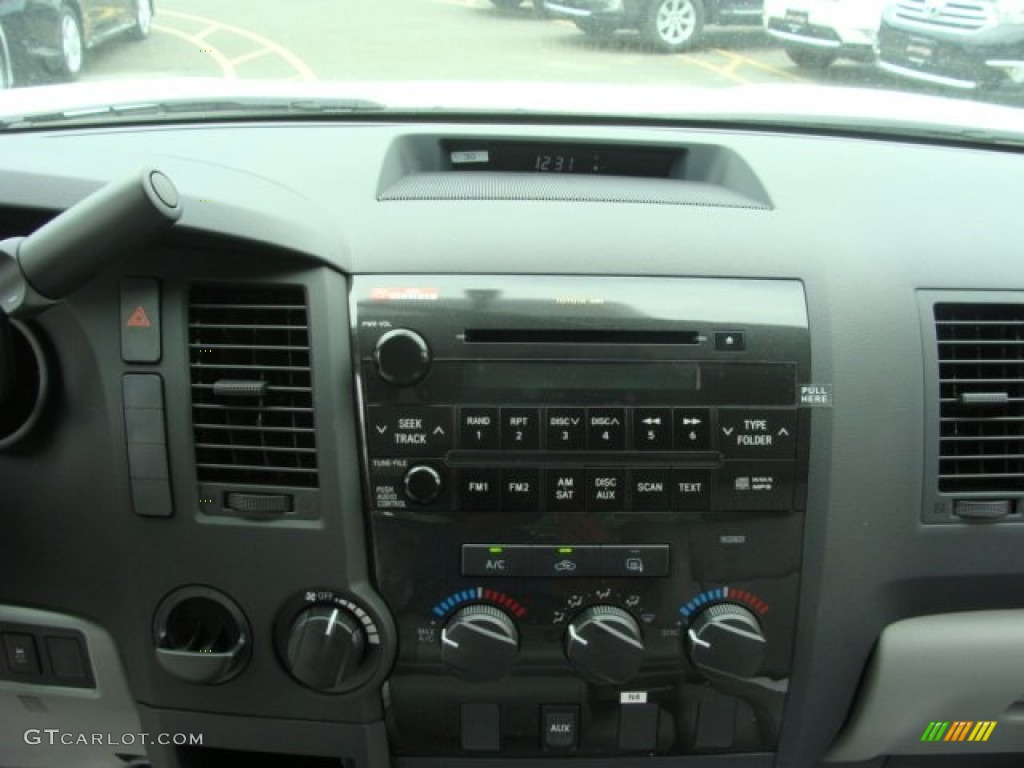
[446,141,680,177]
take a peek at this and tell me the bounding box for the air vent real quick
[189,284,318,489]
[936,303,1024,494]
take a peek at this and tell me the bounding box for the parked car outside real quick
[0,0,152,89]
[877,0,1024,90]
[764,0,887,69]
[544,0,763,53]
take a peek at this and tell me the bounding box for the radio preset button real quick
[546,469,585,512]
[546,408,586,450]
[460,408,499,450]
[459,469,501,513]
[587,468,625,512]
[367,405,453,456]
[674,408,711,451]
[587,408,626,450]
[629,469,671,511]
[602,545,670,578]
[532,545,600,578]
[501,408,540,450]
[718,409,796,459]
[462,544,531,577]
[672,469,712,511]
[633,408,672,450]
[502,469,540,514]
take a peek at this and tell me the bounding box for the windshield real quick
[1,0,1023,137]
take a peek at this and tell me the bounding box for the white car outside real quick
[764,0,888,69]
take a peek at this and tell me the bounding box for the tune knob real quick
[285,605,367,692]
[373,328,431,386]
[441,605,519,681]
[403,465,443,504]
[686,603,766,679]
[565,605,645,686]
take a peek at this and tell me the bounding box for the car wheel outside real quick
[129,0,153,41]
[48,3,84,80]
[785,46,837,69]
[643,0,705,53]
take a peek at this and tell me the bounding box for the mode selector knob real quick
[285,605,366,692]
[373,329,431,387]
[686,603,766,679]
[441,605,519,681]
[565,605,645,686]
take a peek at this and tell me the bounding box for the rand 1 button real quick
[633,408,672,450]
[546,408,586,450]
[587,468,626,512]
[460,407,500,449]
[532,545,601,578]
[601,545,670,578]
[367,405,453,456]
[587,408,626,450]
[502,469,540,514]
[672,469,711,511]
[502,408,540,450]
[716,462,794,511]
[462,544,531,577]
[717,409,796,459]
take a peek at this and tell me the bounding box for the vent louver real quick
[936,303,1024,494]
[189,284,318,489]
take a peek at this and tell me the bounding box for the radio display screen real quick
[460,361,698,397]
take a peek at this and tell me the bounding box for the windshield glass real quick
[1,0,1023,136]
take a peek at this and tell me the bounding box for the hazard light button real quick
[120,278,161,363]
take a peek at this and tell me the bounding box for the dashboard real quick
[0,115,1023,768]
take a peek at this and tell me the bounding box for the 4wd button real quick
[718,409,796,459]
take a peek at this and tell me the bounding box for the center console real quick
[351,275,810,758]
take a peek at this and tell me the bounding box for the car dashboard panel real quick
[0,118,1023,768]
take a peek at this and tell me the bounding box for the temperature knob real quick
[441,605,519,681]
[373,329,431,386]
[285,605,366,692]
[565,605,644,686]
[686,603,766,679]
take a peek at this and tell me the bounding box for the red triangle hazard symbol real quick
[126,306,152,328]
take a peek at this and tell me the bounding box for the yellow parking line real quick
[229,48,273,67]
[160,10,317,81]
[152,22,236,78]
[713,49,806,82]
[676,54,752,84]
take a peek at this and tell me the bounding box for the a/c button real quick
[462,544,531,577]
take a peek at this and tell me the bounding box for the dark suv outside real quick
[544,0,763,52]
[878,0,1024,90]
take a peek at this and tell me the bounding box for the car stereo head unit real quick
[351,275,811,759]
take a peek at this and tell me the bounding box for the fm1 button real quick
[459,469,500,514]
[462,545,530,577]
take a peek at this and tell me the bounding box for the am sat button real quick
[602,545,669,578]
[532,545,600,578]
[462,545,530,577]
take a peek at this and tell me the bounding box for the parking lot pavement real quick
[74,0,1023,107]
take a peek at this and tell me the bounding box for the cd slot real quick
[463,329,700,345]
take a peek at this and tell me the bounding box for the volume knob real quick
[373,329,431,387]
[441,605,519,681]
[565,605,645,686]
